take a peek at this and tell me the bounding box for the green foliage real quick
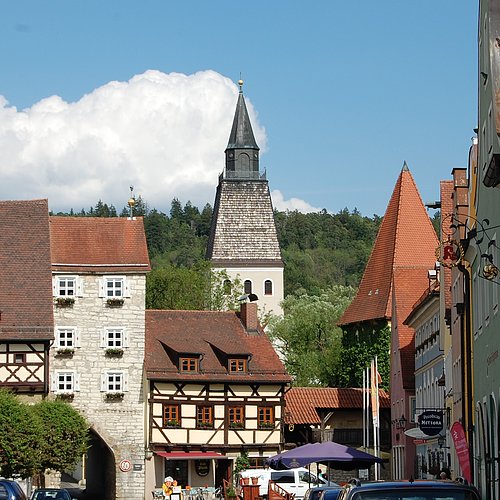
[31,400,89,474]
[0,390,42,478]
[234,451,251,474]
[146,263,243,311]
[338,321,391,389]
[0,391,88,480]
[267,286,356,386]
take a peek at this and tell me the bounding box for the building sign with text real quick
[418,410,443,436]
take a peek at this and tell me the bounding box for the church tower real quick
[206,81,284,316]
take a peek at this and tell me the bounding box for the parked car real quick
[304,485,341,500]
[29,489,72,500]
[337,478,481,500]
[317,487,342,500]
[239,468,326,499]
[0,480,27,500]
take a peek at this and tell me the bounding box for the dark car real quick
[304,486,341,500]
[29,489,72,500]
[337,479,481,500]
[318,488,342,500]
[0,480,27,500]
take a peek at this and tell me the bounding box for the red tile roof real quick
[50,216,150,273]
[284,387,390,424]
[0,199,53,340]
[339,165,439,325]
[145,309,291,384]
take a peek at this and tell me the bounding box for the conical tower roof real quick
[226,89,259,150]
[339,163,438,325]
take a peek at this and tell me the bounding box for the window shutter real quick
[74,328,81,348]
[76,277,84,297]
[100,373,107,392]
[98,279,105,298]
[123,277,131,298]
[74,373,81,392]
[100,329,107,348]
[52,277,57,297]
[123,372,129,392]
[54,329,61,348]
[123,329,129,348]
[50,372,57,392]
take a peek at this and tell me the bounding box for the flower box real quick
[105,348,124,358]
[55,297,75,307]
[106,298,124,307]
[55,348,75,357]
[229,421,244,429]
[165,420,181,428]
[197,421,214,429]
[258,422,275,430]
[56,392,74,401]
[105,392,124,401]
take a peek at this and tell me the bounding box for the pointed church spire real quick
[224,80,261,180]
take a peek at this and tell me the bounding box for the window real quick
[244,280,252,295]
[163,404,181,427]
[55,276,77,297]
[223,279,232,295]
[53,370,80,393]
[14,353,25,363]
[228,406,245,428]
[103,327,126,348]
[197,406,213,428]
[264,279,273,296]
[258,406,274,428]
[57,327,77,348]
[229,358,247,373]
[105,277,124,298]
[180,357,199,372]
[101,371,128,393]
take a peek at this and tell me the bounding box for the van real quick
[239,468,326,499]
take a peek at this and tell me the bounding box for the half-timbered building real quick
[144,302,291,492]
[0,199,53,397]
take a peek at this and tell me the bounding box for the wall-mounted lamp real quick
[397,415,407,430]
[145,448,154,460]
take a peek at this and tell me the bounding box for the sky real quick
[0,1,478,217]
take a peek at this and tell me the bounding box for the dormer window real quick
[229,358,247,373]
[180,357,199,372]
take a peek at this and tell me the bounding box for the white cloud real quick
[0,70,316,214]
[271,190,322,213]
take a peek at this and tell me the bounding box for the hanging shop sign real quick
[418,410,443,436]
[435,239,464,268]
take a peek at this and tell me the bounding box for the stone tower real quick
[206,81,284,316]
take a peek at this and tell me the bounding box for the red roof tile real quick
[339,166,438,325]
[50,216,150,273]
[284,387,390,424]
[0,199,53,340]
[145,309,291,384]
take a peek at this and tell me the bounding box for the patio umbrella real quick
[266,441,383,471]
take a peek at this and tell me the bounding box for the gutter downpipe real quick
[458,262,474,482]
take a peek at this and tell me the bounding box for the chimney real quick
[240,302,258,333]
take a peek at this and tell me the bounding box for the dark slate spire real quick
[224,80,261,180]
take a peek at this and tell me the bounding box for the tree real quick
[31,399,88,484]
[0,389,42,478]
[267,286,356,386]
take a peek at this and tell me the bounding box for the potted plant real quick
[197,421,214,429]
[226,485,236,498]
[105,347,124,358]
[165,419,181,428]
[230,421,244,429]
[106,298,124,307]
[105,392,124,401]
[55,297,75,307]
[55,347,75,357]
[258,421,275,430]
[234,451,250,475]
